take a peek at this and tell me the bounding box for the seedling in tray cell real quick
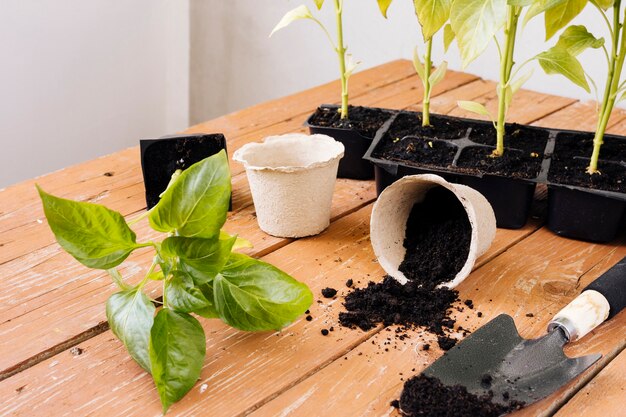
[378,0,452,127]
[271,0,359,120]
[534,1,626,175]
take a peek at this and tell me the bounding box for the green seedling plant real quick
[378,0,453,127]
[37,150,313,413]
[531,0,626,175]
[271,0,359,119]
[450,0,585,157]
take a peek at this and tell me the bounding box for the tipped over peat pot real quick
[140,133,228,209]
[370,174,497,289]
[363,110,626,241]
[306,104,395,180]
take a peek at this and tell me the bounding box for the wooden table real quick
[0,60,624,416]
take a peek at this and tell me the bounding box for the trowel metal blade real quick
[422,314,601,406]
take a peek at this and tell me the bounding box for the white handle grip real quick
[548,290,610,341]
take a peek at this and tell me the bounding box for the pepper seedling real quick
[271,0,359,120]
[37,150,313,413]
[378,0,452,127]
[533,1,626,175]
[451,1,561,157]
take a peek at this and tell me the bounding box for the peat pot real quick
[233,134,344,238]
[370,174,497,288]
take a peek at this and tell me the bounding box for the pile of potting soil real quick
[339,186,472,350]
[396,375,524,417]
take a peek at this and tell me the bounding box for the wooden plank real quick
[0,67,479,375]
[250,232,625,417]
[553,348,626,417]
[0,204,541,417]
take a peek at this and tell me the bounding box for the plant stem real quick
[589,3,626,174]
[422,38,433,127]
[494,7,520,157]
[334,0,348,119]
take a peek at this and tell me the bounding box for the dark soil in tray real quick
[339,187,472,350]
[469,123,549,153]
[456,146,543,179]
[549,132,626,193]
[384,112,469,142]
[373,137,458,167]
[397,375,524,417]
[308,105,392,138]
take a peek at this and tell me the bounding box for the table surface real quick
[0,60,624,417]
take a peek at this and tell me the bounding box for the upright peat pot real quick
[233,133,344,238]
[370,174,496,288]
[140,133,228,209]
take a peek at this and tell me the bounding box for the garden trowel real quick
[421,256,626,407]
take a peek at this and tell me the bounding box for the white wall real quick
[190,1,613,123]
[0,0,190,188]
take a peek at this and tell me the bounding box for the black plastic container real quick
[140,133,228,209]
[306,105,395,180]
[547,185,626,242]
[545,130,626,242]
[364,111,548,229]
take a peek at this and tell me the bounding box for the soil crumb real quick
[322,287,338,298]
[399,375,524,417]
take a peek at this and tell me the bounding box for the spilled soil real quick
[339,186,471,351]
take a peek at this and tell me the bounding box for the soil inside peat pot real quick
[396,375,524,417]
[548,132,626,193]
[339,187,472,350]
[308,105,393,138]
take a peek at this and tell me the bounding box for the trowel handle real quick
[549,256,626,342]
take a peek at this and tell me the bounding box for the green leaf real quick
[270,5,315,37]
[544,0,588,40]
[450,0,507,67]
[37,186,140,269]
[443,23,455,52]
[165,272,212,313]
[314,0,325,10]
[106,289,155,372]
[150,309,206,414]
[508,0,534,5]
[378,0,393,17]
[537,46,590,92]
[555,25,604,56]
[213,253,313,331]
[595,0,614,9]
[458,100,494,120]
[429,61,448,87]
[414,0,452,40]
[161,234,236,285]
[195,284,220,319]
[413,47,426,81]
[523,0,566,26]
[149,150,231,239]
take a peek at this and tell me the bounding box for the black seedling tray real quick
[363,110,626,239]
[306,104,396,180]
